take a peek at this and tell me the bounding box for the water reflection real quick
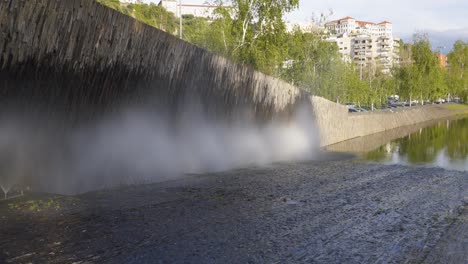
[364,118,468,171]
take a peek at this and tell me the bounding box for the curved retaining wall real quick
[0,0,308,123]
[326,119,444,153]
[310,96,466,146]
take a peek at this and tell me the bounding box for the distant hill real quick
[401,28,468,54]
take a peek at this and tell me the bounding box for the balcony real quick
[353,57,367,62]
[379,52,390,58]
[354,51,373,56]
[354,43,368,47]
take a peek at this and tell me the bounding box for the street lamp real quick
[179,0,183,39]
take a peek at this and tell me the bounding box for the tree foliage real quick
[447,40,468,101]
[97,0,178,33]
[197,0,300,75]
[97,0,468,107]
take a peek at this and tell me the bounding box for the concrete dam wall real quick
[0,0,308,123]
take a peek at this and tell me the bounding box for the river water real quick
[361,117,468,171]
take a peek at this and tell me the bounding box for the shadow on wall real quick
[0,101,319,195]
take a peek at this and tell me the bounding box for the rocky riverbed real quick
[1,159,467,263]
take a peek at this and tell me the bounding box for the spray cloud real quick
[0,102,319,195]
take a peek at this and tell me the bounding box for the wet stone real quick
[0,160,467,263]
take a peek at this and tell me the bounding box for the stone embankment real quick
[311,96,468,146]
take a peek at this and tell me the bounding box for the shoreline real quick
[326,111,468,153]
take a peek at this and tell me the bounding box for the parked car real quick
[345,103,356,109]
[435,98,446,104]
[387,95,400,106]
[361,105,372,111]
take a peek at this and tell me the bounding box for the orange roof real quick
[326,16,391,26]
[356,20,376,26]
[328,16,355,23]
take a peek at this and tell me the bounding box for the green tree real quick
[447,40,468,102]
[280,27,370,104]
[411,34,446,103]
[97,0,178,34]
[209,0,299,75]
[184,2,235,57]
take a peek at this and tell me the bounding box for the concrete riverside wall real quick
[0,0,308,122]
[310,96,464,146]
[326,119,444,153]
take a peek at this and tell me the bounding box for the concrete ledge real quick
[310,96,468,146]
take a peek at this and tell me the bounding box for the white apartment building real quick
[158,0,221,19]
[325,16,392,37]
[120,0,144,3]
[325,16,399,74]
[118,1,213,18]
[285,22,325,34]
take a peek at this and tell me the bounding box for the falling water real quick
[1,184,10,200]
[0,0,320,195]
[0,102,319,195]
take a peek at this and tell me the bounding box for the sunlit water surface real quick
[362,117,468,171]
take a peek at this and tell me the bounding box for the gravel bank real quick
[1,160,467,263]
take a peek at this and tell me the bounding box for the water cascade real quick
[1,184,9,200]
[0,0,318,194]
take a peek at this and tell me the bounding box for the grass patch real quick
[8,197,61,212]
[442,104,468,111]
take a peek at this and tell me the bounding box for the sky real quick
[145,0,468,53]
